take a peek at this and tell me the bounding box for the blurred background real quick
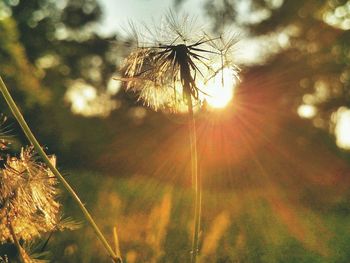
[1,0,350,262]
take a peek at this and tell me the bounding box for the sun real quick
[202,67,238,109]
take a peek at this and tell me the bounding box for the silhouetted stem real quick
[0,76,118,263]
[187,95,201,263]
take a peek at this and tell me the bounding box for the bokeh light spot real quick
[298,104,317,119]
[335,107,350,150]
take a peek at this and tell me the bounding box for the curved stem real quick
[0,76,118,262]
[187,95,201,263]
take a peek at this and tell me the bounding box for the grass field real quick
[44,171,350,263]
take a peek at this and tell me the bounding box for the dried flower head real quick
[117,12,240,112]
[0,255,9,263]
[0,147,71,243]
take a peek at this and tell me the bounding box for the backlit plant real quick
[0,75,121,262]
[0,146,80,262]
[117,12,239,262]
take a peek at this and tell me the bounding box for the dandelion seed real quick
[117,12,240,113]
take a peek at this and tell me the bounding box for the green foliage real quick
[0,16,48,109]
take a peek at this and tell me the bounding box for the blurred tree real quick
[0,0,129,167]
[0,15,47,109]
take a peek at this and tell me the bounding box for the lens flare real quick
[202,67,238,109]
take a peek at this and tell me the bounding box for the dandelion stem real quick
[0,76,118,262]
[7,216,26,263]
[187,94,201,263]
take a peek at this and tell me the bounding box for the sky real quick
[95,0,282,66]
[96,0,206,36]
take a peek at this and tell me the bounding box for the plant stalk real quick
[187,95,201,263]
[113,226,123,263]
[7,216,26,263]
[0,76,118,262]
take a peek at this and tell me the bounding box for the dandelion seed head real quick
[0,147,70,243]
[118,12,240,113]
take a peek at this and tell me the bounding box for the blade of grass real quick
[113,226,123,263]
[0,76,118,262]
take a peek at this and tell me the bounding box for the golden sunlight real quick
[65,81,96,114]
[202,67,238,109]
[65,80,118,117]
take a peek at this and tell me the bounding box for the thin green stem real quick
[187,95,201,263]
[0,76,118,262]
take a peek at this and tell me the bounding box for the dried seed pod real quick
[117,12,240,113]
